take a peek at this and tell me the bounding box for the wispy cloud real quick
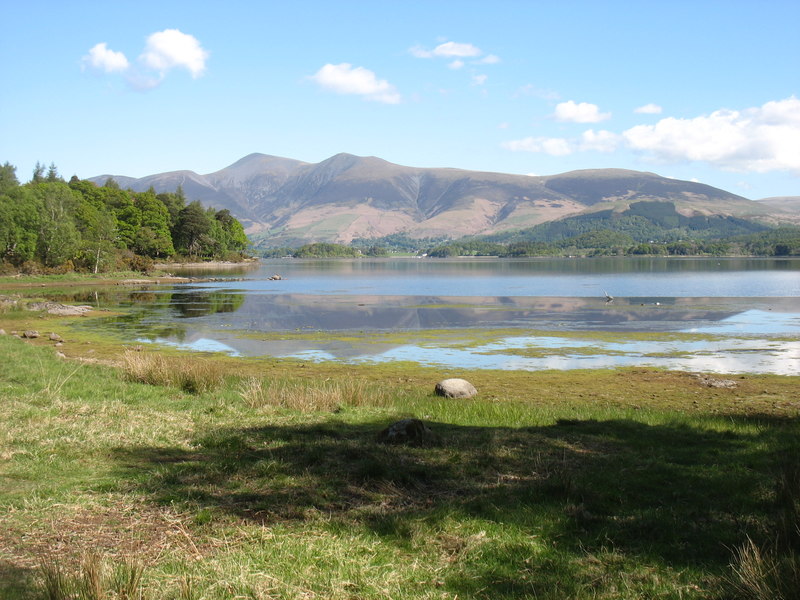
[310,63,401,104]
[502,129,619,156]
[554,100,611,123]
[81,29,208,90]
[502,136,573,156]
[513,84,560,101]
[410,40,500,66]
[411,41,483,59]
[634,103,663,115]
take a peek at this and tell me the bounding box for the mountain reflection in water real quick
[53,257,800,374]
[68,288,800,376]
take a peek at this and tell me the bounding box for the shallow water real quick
[62,258,800,374]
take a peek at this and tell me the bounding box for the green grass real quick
[1,333,799,599]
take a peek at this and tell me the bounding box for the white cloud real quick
[432,41,482,58]
[635,103,663,114]
[554,100,611,123]
[502,137,573,156]
[623,97,800,173]
[409,45,433,58]
[140,29,209,78]
[82,29,208,90]
[410,40,499,66]
[82,42,129,73]
[310,63,401,104]
[503,129,618,156]
[580,129,620,152]
[477,54,501,65]
[472,74,488,86]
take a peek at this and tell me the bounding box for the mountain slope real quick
[90,153,778,246]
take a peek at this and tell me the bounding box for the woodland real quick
[0,162,248,274]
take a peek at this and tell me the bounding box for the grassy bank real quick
[1,319,800,599]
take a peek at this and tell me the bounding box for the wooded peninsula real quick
[0,162,248,275]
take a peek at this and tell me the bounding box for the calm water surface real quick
[67,258,800,374]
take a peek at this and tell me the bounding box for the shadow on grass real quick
[0,561,39,600]
[112,414,798,596]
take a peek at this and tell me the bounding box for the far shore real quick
[0,258,260,289]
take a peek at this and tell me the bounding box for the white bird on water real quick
[603,290,614,303]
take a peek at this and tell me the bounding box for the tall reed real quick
[121,350,224,394]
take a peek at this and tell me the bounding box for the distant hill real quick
[91,153,782,247]
[757,196,800,221]
[480,200,770,245]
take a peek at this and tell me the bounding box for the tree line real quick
[0,162,248,274]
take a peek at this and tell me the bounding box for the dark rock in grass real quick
[434,378,477,399]
[22,330,40,339]
[377,418,438,445]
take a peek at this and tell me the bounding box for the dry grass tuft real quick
[727,537,800,600]
[121,350,224,394]
[37,552,147,600]
[239,376,389,411]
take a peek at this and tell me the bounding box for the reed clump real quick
[121,350,224,394]
[238,376,389,411]
[38,552,146,600]
[726,455,800,600]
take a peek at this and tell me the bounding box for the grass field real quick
[1,303,799,599]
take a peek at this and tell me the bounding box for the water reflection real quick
[93,292,800,376]
[171,291,245,318]
[48,257,800,375]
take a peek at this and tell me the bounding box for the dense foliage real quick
[423,201,800,257]
[260,242,389,258]
[0,162,249,273]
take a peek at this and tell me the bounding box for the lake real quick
[64,257,800,375]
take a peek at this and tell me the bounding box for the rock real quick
[26,302,93,316]
[694,374,738,389]
[22,330,40,339]
[434,378,477,399]
[377,418,438,445]
[49,332,63,342]
[268,274,283,280]
[0,329,5,335]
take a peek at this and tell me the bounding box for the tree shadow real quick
[0,561,39,600]
[111,414,797,595]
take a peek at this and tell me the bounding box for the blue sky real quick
[2,0,798,199]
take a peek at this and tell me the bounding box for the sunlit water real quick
[64,257,800,375]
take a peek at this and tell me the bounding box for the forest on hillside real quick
[0,162,248,274]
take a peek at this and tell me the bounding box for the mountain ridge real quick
[90,153,780,246]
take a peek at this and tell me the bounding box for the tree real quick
[0,186,40,265]
[174,201,212,257]
[31,162,45,184]
[211,209,249,257]
[46,163,62,182]
[31,182,80,267]
[0,162,19,194]
[133,191,174,257]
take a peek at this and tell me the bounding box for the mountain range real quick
[90,153,790,247]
